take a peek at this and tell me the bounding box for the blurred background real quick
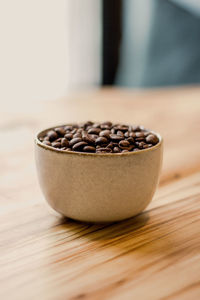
[1,0,200,106]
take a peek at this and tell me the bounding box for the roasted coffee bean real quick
[77,128,83,133]
[124,131,129,138]
[127,137,135,144]
[136,132,145,138]
[73,133,82,138]
[146,134,159,145]
[119,140,130,149]
[88,128,101,135]
[95,137,108,145]
[43,141,51,146]
[61,138,69,148]
[90,134,99,140]
[82,132,95,144]
[113,146,121,153]
[93,123,101,128]
[102,121,112,127]
[47,130,58,141]
[117,130,124,136]
[41,122,159,153]
[99,130,110,139]
[52,142,61,148]
[116,125,128,132]
[110,134,124,141]
[135,137,145,142]
[132,125,141,131]
[55,127,65,136]
[64,133,73,140]
[72,141,88,151]
[83,146,96,152]
[107,142,114,149]
[69,137,82,146]
[129,132,136,138]
[143,144,149,149]
[96,147,112,153]
[138,142,145,149]
[64,125,73,131]
[71,129,77,134]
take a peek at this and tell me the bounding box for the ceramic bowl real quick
[35,126,163,223]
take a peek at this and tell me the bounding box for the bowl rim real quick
[35,124,163,157]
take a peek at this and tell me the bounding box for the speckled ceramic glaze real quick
[35,127,163,223]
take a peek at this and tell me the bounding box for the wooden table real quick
[1,87,200,300]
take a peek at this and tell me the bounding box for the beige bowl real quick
[35,127,163,223]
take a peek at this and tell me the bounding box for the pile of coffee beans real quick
[39,121,159,153]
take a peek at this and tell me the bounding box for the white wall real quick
[67,0,101,89]
[0,0,68,105]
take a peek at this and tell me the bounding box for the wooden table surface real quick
[1,87,200,300]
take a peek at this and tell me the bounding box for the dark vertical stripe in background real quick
[102,0,122,85]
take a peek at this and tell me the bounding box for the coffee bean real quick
[64,125,73,131]
[71,129,77,134]
[116,125,129,132]
[88,128,101,135]
[55,127,65,136]
[83,146,96,152]
[143,144,149,149]
[119,140,130,149]
[117,130,124,136]
[135,137,145,142]
[93,123,101,128]
[127,137,135,144]
[77,128,83,133]
[95,137,108,145]
[69,137,82,146]
[99,130,110,139]
[90,134,99,140]
[96,147,112,153]
[52,142,61,148]
[43,141,51,146]
[146,134,159,145]
[113,147,121,153]
[129,132,136,138]
[138,142,145,149]
[41,122,159,153]
[61,138,69,147]
[82,132,95,144]
[72,141,88,151]
[136,132,145,138]
[110,134,124,141]
[47,130,58,141]
[124,131,129,138]
[107,142,114,149]
[64,133,73,140]
[102,121,112,127]
[73,133,82,138]
[132,125,141,131]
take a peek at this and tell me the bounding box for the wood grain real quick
[0,87,200,300]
